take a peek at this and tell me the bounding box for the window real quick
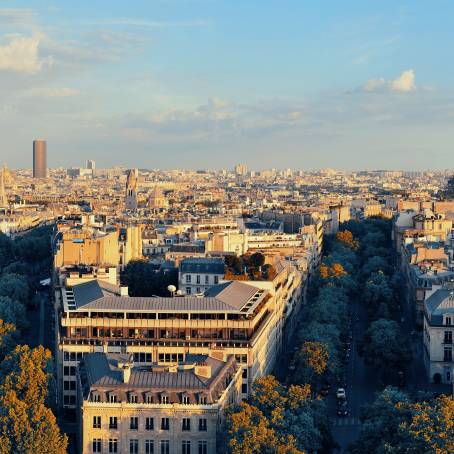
[92,439,102,453]
[182,395,190,404]
[241,383,248,394]
[161,395,169,404]
[198,418,207,432]
[109,439,118,453]
[93,416,101,429]
[196,287,201,294]
[205,275,209,284]
[242,368,248,378]
[129,439,139,454]
[444,331,453,344]
[182,441,191,454]
[129,394,138,403]
[199,395,207,405]
[145,417,154,430]
[130,417,139,430]
[145,394,153,404]
[214,276,219,284]
[145,440,154,454]
[186,275,191,283]
[186,287,191,295]
[196,275,201,284]
[109,394,117,403]
[63,366,76,376]
[161,417,170,430]
[444,347,452,362]
[446,317,452,326]
[63,380,76,391]
[91,393,101,402]
[160,440,170,454]
[182,418,191,431]
[64,395,76,405]
[198,441,207,454]
[109,417,118,429]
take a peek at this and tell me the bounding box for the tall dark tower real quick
[33,139,47,178]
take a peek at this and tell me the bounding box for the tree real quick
[0,345,68,454]
[248,252,265,270]
[225,255,242,274]
[0,297,27,332]
[0,233,14,270]
[363,319,410,373]
[224,402,277,454]
[350,387,412,454]
[0,274,30,307]
[335,230,358,250]
[297,341,329,382]
[0,320,17,359]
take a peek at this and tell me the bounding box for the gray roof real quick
[71,279,266,313]
[72,280,104,305]
[424,288,454,324]
[80,352,238,404]
[180,258,225,275]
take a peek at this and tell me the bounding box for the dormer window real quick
[161,394,169,404]
[144,393,153,404]
[182,395,190,405]
[109,393,118,403]
[445,316,452,326]
[129,393,138,403]
[199,395,207,405]
[91,392,101,402]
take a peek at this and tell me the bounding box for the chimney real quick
[122,364,131,383]
[120,286,129,297]
[194,363,212,379]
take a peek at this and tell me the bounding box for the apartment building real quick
[57,261,303,420]
[178,258,225,295]
[77,351,241,454]
[423,285,454,384]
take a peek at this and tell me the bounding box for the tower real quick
[125,169,138,211]
[0,167,7,207]
[33,140,47,178]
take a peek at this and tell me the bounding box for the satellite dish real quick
[167,285,176,293]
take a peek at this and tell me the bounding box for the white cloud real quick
[21,87,80,97]
[0,34,53,74]
[362,69,416,93]
[363,78,386,92]
[389,69,416,92]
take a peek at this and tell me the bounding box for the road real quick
[330,294,378,452]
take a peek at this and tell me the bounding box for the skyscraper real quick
[86,160,96,170]
[33,140,47,178]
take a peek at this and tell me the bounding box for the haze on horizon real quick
[1,1,453,171]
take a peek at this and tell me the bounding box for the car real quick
[320,384,330,396]
[337,401,349,416]
[336,388,346,400]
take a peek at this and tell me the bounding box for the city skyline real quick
[1,1,454,170]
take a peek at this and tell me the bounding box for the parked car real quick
[337,400,349,416]
[336,388,347,400]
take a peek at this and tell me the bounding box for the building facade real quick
[178,258,225,295]
[78,352,241,454]
[423,286,454,384]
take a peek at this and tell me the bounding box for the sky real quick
[1,0,454,170]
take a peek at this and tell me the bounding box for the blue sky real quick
[1,1,454,170]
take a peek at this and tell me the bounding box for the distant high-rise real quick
[86,160,96,170]
[33,140,47,178]
[0,167,7,207]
